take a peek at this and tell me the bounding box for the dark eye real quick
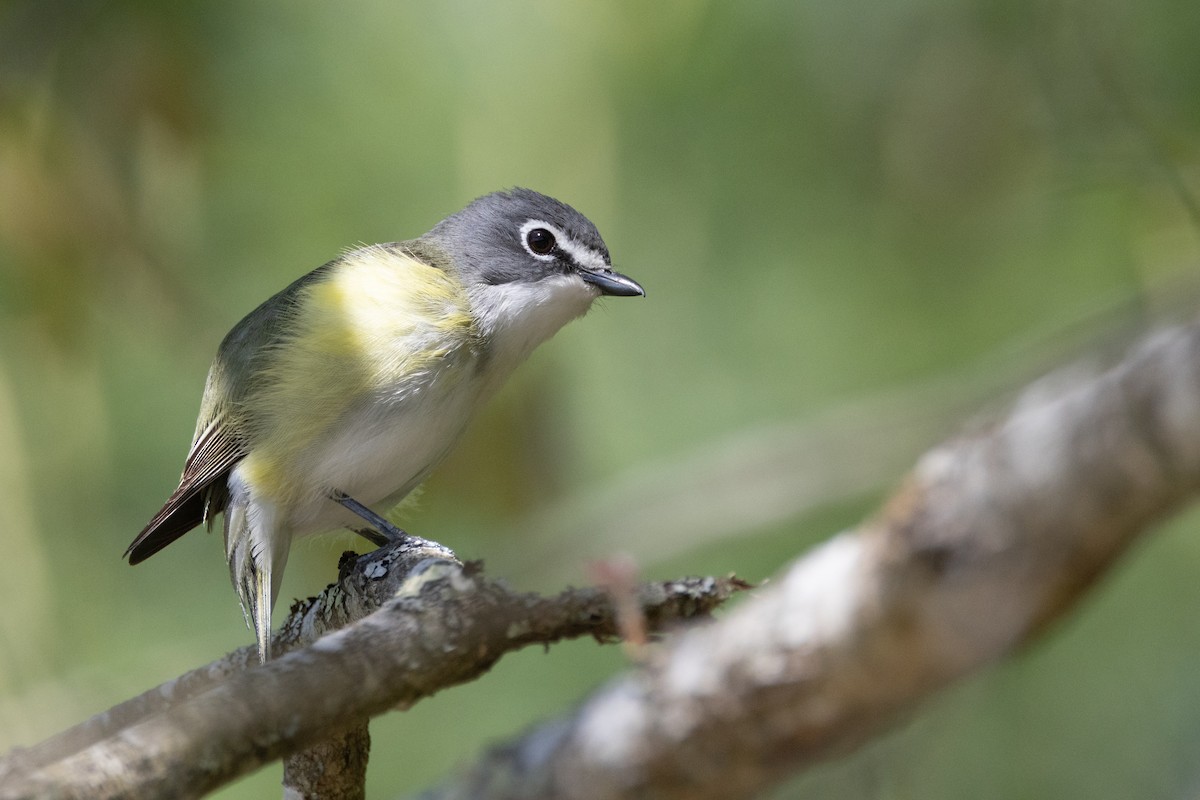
[525,227,556,255]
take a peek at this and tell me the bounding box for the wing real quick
[125,259,345,565]
[124,247,453,566]
[124,416,246,564]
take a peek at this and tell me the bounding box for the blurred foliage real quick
[2,0,1200,797]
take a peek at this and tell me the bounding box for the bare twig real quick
[0,553,744,800]
[2,537,459,781]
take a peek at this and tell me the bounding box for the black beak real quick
[580,268,646,297]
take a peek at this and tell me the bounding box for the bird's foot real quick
[330,490,410,546]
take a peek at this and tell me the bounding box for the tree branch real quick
[282,722,371,800]
[1,536,459,779]
[0,546,744,799]
[415,321,1200,799]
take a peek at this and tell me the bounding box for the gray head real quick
[423,188,644,297]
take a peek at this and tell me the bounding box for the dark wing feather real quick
[125,255,345,564]
[125,418,245,564]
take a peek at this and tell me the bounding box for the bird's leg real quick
[330,490,409,545]
[351,526,391,548]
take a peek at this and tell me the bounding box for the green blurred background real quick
[3,1,1200,797]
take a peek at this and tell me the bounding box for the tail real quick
[224,495,290,663]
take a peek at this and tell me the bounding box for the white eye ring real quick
[520,220,564,261]
[519,218,612,274]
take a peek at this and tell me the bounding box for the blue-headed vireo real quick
[125,188,644,661]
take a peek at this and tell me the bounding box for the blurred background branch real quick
[423,316,1200,800]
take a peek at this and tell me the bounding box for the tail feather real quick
[253,565,273,663]
[224,497,289,662]
[126,480,228,564]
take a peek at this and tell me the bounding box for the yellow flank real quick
[240,245,477,501]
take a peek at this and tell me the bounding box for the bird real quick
[125,188,644,661]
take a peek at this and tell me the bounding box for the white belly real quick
[284,370,483,535]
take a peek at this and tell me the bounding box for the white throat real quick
[468,273,598,378]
